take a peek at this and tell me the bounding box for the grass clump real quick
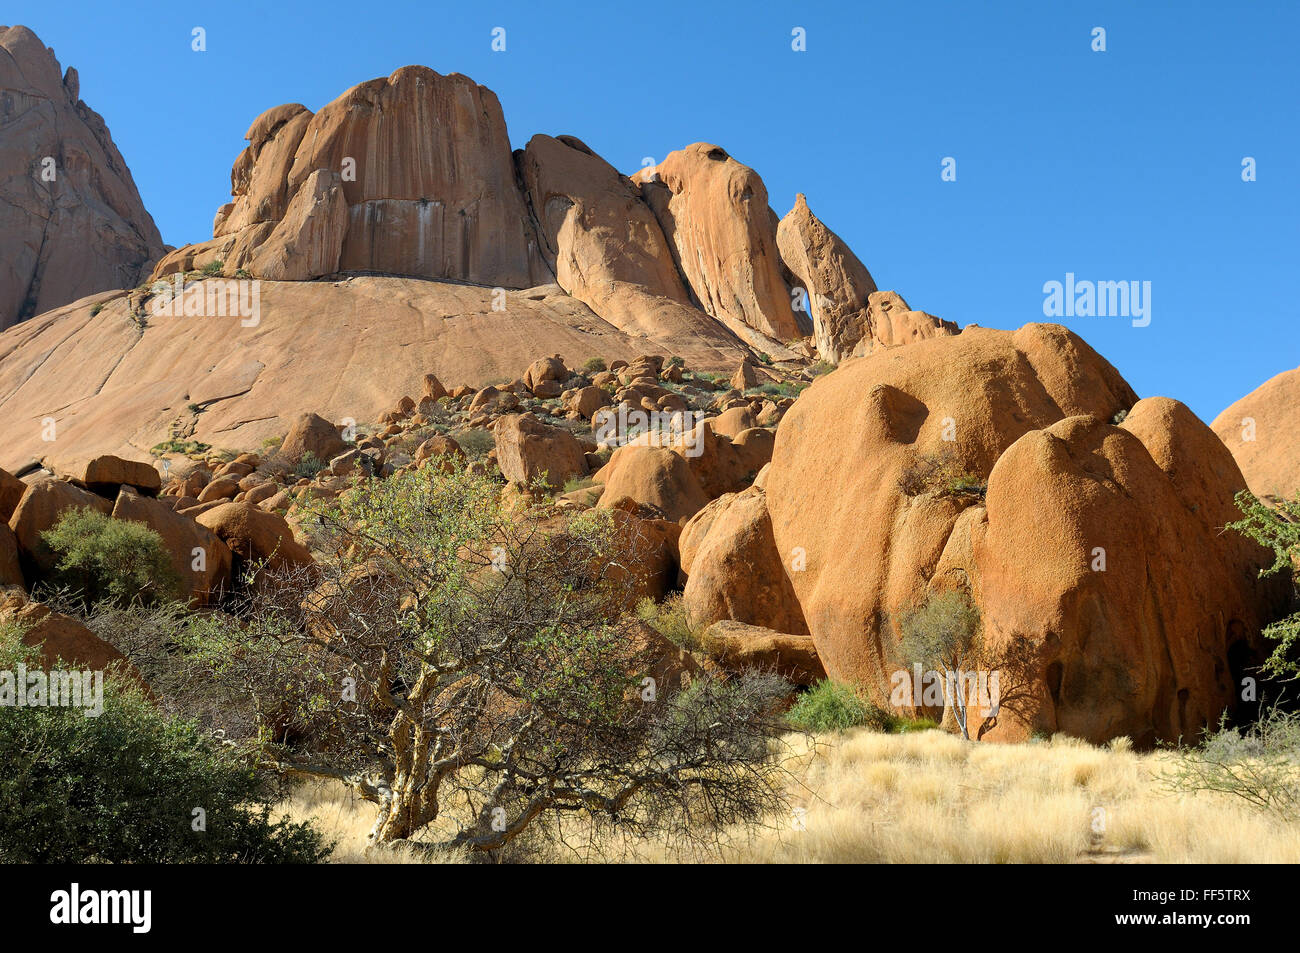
[788,680,893,733]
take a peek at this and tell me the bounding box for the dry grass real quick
[284,729,1300,864]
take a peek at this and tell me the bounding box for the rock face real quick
[764,324,1282,745]
[0,25,164,329]
[152,66,551,288]
[776,199,955,363]
[0,591,144,686]
[633,143,801,344]
[519,135,738,346]
[701,620,825,686]
[1212,363,1300,500]
[0,277,747,474]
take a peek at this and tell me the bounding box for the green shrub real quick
[454,428,496,459]
[89,303,103,317]
[1227,491,1300,678]
[582,357,607,374]
[635,593,700,650]
[0,633,330,863]
[293,450,324,480]
[809,360,835,377]
[41,507,179,606]
[667,356,685,367]
[787,680,892,733]
[201,260,224,277]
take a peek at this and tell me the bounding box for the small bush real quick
[151,438,211,458]
[89,303,103,317]
[41,507,179,606]
[293,450,325,480]
[635,593,700,650]
[809,360,835,377]
[1110,408,1130,425]
[562,475,597,495]
[582,357,608,374]
[201,260,224,277]
[667,355,685,368]
[0,633,330,863]
[898,450,985,500]
[787,680,893,733]
[454,428,496,459]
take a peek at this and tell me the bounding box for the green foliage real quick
[201,260,224,277]
[41,507,179,607]
[89,303,103,317]
[756,352,772,365]
[562,475,597,495]
[582,357,608,374]
[897,589,983,673]
[1227,491,1300,679]
[787,680,893,733]
[453,427,496,459]
[635,593,700,651]
[0,634,330,863]
[667,356,685,368]
[809,360,835,377]
[151,438,211,457]
[1110,408,1130,425]
[293,450,325,480]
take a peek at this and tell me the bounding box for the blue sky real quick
[10,0,1297,421]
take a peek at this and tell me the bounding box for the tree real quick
[897,589,986,740]
[187,466,794,856]
[1227,491,1300,680]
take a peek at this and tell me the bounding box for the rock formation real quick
[762,324,1283,745]
[1212,363,1300,500]
[0,25,164,329]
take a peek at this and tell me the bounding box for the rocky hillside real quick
[0,57,954,473]
[0,26,164,330]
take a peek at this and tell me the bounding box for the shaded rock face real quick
[764,324,1282,745]
[633,143,800,343]
[0,25,165,329]
[153,66,552,288]
[1212,363,1300,500]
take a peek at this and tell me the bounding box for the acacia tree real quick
[1227,490,1300,679]
[188,466,793,855]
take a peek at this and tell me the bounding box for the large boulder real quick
[492,413,588,491]
[632,143,800,343]
[196,501,312,571]
[681,486,809,635]
[764,324,1283,746]
[0,26,164,329]
[594,445,708,523]
[110,487,232,606]
[275,412,347,469]
[1211,363,1300,499]
[0,468,24,521]
[7,479,112,576]
[0,591,148,691]
[701,620,825,686]
[81,455,161,497]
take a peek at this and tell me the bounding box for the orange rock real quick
[702,619,825,686]
[196,502,312,571]
[0,592,148,692]
[1211,362,1300,499]
[595,445,708,523]
[681,486,808,635]
[492,413,588,491]
[633,143,799,342]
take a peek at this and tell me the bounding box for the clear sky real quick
[9,0,1297,422]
